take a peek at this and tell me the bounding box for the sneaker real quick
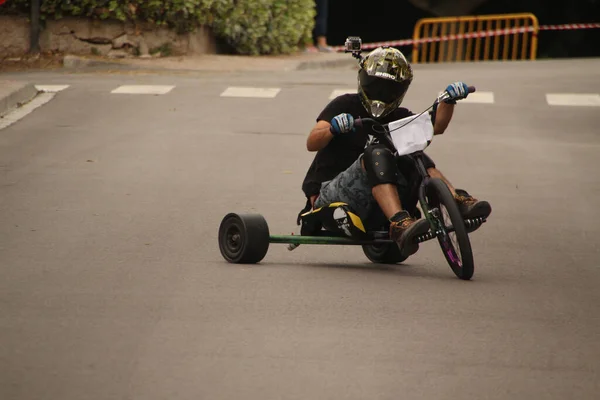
[389,211,431,257]
[454,189,492,220]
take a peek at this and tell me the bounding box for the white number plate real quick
[387,113,434,156]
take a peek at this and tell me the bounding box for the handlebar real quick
[354,85,476,130]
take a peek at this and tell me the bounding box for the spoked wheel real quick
[426,178,474,280]
[218,213,270,263]
[362,242,408,264]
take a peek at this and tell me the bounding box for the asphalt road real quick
[1,58,599,400]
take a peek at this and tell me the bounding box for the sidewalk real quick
[0,80,39,118]
[59,51,357,72]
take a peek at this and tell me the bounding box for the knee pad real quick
[363,144,399,187]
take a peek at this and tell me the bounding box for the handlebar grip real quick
[354,117,377,129]
[468,85,476,93]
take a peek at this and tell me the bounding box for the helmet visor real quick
[359,69,410,104]
[367,101,388,118]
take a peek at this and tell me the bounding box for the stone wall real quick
[0,16,216,58]
[0,16,30,57]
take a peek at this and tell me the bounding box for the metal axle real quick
[278,217,486,251]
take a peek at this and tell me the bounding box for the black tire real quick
[362,243,408,264]
[218,213,270,264]
[426,178,474,280]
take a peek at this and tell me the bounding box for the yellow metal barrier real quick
[412,13,539,63]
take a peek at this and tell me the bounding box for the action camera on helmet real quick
[344,37,362,52]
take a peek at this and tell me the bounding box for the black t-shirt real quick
[301,94,414,198]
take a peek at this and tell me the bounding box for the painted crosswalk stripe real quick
[0,92,56,131]
[329,89,356,100]
[461,91,495,104]
[220,87,281,98]
[35,85,70,93]
[546,93,600,106]
[111,85,175,95]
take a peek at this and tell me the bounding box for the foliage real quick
[0,0,316,55]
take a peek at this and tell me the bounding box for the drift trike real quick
[218,83,487,280]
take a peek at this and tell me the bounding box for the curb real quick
[296,57,358,71]
[0,81,40,118]
[295,57,358,71]
[61,54,358,73]
[62,55,135,69]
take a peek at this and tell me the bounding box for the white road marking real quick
[329,88,356,99]
[220,87,281,98]
[546,93,600,106]
[34,85,70,93]
[461,91,495,104]
[0,92,55,131]
[111,85,175,95]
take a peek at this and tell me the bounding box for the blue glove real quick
[444,82,469,104]
[330,113,354,136]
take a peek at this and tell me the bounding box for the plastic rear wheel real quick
[362,242,408,264]
[218,213,270,264]
[426,178,475,280]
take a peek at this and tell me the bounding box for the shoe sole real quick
[462,202,492,220]
[399,220,431,257]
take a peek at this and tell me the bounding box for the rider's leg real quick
[371,182,402,218]
[427,167,457,194]
[314,158,377,222]
[425,162,492,219]
[361,146,405,218]
[362,145,430,255]
[315,156,401,222]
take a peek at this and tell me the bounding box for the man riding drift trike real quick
[299,44,491,258]
[218,38,492,280]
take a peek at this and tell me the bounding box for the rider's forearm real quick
[433,101,454,135]
[307,125,334,152]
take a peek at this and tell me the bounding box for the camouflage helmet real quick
[358,47,413,118]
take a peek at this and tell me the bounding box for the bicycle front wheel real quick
[426,178,475,280]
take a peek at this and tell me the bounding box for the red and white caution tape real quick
[332,27,534,51]
[539,23,600,30]
[332,22,600,51]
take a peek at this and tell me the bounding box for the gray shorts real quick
[314,156,409,223]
